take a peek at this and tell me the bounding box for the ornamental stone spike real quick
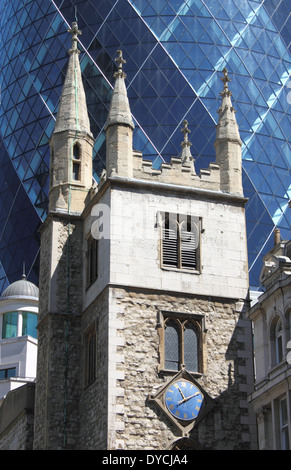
[180,120,196,174]
[105,50,134,178]
[53,22,92,136]
[214,68,243,195]
[105,50,134,131]
[215,68,242,145]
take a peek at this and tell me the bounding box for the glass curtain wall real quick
[0,0,290,290]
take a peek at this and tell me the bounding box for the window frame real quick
[0,367,17,380]
[270,314,285,367]
[158,311,205,375]
[159,211,201,273]
[279,397,289,450]
[83,322,97,388]
[86,234,98,288]
[72,142,81,182]
[275,318,283,365]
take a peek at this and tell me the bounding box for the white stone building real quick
[0,275,38,402]
[0,275,38,450]
[248,229,291,450]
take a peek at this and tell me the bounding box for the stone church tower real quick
[33,24,257,450]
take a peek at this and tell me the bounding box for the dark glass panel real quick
[165,320,180,371]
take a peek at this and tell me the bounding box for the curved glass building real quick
[0,0,290,291]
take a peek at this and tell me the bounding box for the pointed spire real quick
[180,120,195,172]
[214,69,243,195]
[53,22,92,136]
[105,50,134,131]
[215,68,242,145]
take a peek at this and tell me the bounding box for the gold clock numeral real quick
[197,399,202,403]
[183,413,188,419]
[195,406,200,411]
[166,396,172,401]
[181,382,186,387]
[175,410,180,417]
[169,404,174,410]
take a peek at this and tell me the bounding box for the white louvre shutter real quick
[161,212,199,270]
[162,227,178,267]
[181,229,196,270]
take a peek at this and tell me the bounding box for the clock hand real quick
[178,391,200,405]
[178,387,186,400]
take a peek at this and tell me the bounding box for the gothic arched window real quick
[163,315,202,373]
[72,143,81,181]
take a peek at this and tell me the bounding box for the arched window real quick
[72,143,81,181]
[163,316,202,373]
[270,315,284,366]
[73,143,80,160]
[84,324,97,387]
[275,318,283,364]
[161,212,200,272]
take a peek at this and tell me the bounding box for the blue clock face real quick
[165,379,203,421]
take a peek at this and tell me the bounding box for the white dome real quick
[1,275,39,300]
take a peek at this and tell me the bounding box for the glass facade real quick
[2,312,18,338]
[0,0,290,291]
[1,310,37,339]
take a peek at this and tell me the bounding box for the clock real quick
[165,379,203,421]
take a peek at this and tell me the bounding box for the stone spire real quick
[180,120,196,173]
[105,50,134,131]
[54,22,92,136]
[215,68,241,145]
[105,50,134,178]
[214,68,243,195]
[49,22,94,214]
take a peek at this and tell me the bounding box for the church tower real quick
[33,23,94,450]
[34,24,257,449]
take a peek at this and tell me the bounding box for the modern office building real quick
[0,0,290,293]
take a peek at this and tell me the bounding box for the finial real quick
[114,50,126,79]
[22,261,26,279]
[180,120,194,169]
[181,120,191,145]
[68,22,82,52]
[220,67,232,97]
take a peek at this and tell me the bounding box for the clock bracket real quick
[148,368,215,436]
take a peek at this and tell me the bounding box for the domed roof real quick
[1,275,39,300]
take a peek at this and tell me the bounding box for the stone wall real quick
[79,286,256,450]
[79,288,110,450]
[34,214,84,450]
[0,383,35,450]
[113,288,256,450]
